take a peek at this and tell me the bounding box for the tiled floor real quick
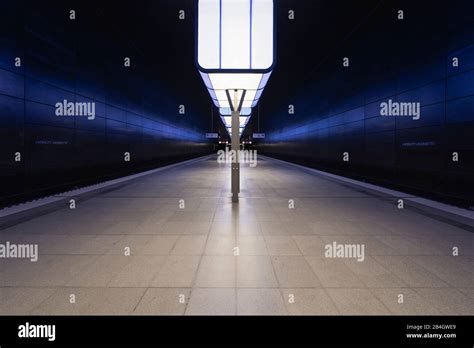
[0,155,473,315]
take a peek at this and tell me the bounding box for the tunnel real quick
[0,0,473,345]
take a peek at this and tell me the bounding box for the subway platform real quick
[0,155,472,315]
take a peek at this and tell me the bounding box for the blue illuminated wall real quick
[257,1,474,206]
[0,1,212,206]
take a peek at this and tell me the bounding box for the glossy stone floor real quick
[0,155,473,315]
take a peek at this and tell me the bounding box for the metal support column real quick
[231,93,240,203]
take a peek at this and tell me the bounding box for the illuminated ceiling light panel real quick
[196,0,275,110]
[220,107,252,116]
[221,116,250,128]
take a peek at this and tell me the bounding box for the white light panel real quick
[197,0,274,70]
[197,0,274,131]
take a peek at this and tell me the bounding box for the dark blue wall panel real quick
[257,0,474,206]
[0,1,213,206]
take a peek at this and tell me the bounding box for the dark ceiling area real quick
[21,0,387,133]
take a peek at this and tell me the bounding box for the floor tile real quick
[186,288,236,315]
[237,289,286,315]
[134,288,190,315]
[271,256,321,287]
[280,288,339,315]
[326,288,390,315]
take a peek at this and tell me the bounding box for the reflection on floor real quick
[0,155,473,315]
